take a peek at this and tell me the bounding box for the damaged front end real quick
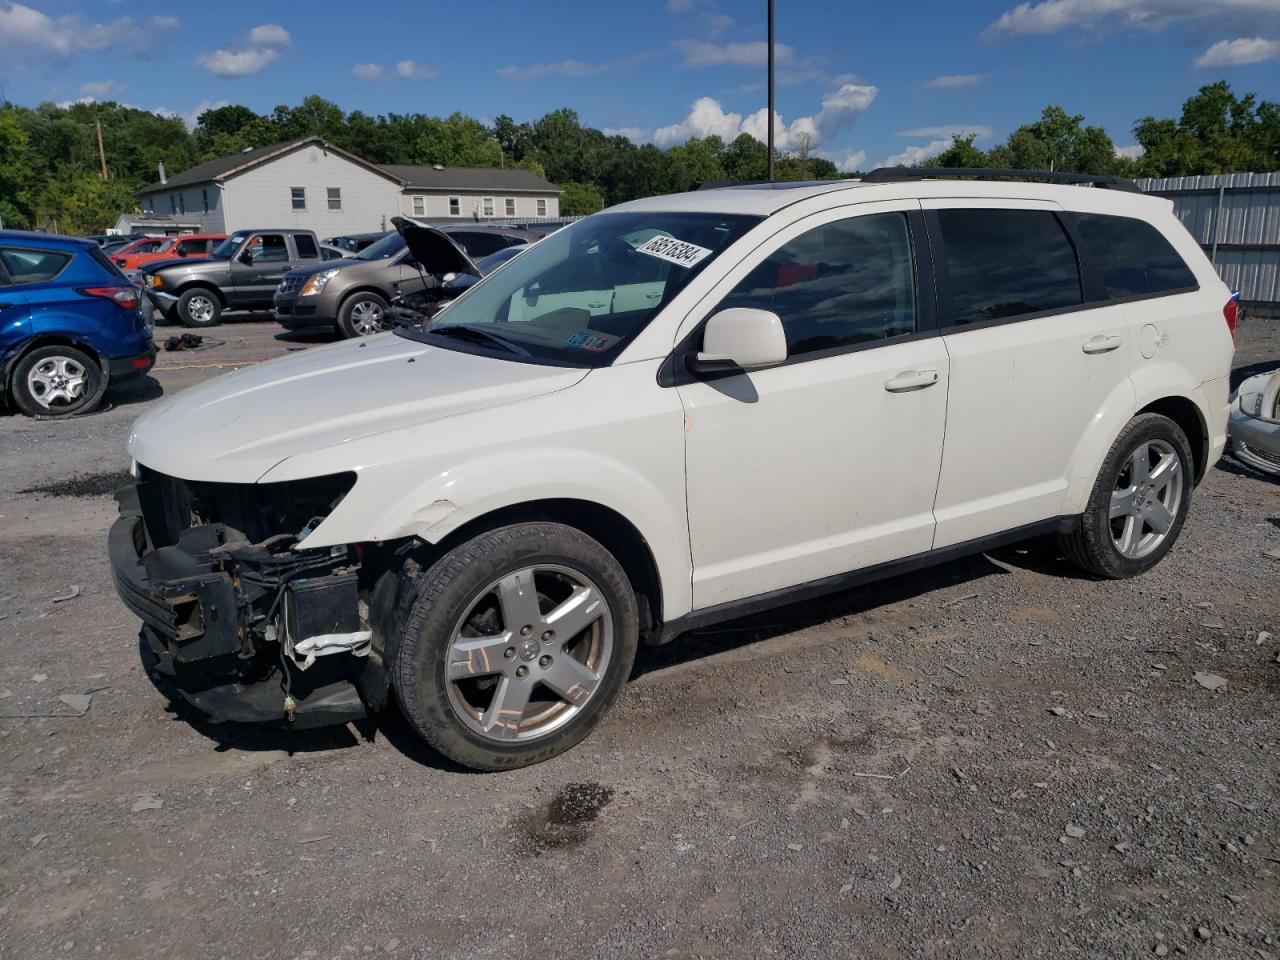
[109,467,381,727]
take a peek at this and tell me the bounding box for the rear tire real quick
[392,522,638,771]
[177,288,222,328]
[10,344,106,418]
[1061,413,1194,578]
[337,292,388,339]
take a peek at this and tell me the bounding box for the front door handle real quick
[1082,334,1122,355]
[884,369,939,392]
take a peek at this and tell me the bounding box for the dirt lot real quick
[1,315,1277,960]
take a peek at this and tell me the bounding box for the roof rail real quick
[861,166,1142,194]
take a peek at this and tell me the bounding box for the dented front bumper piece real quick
[108,482,371,728]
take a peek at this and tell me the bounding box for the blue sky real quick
[3,0,1280,170]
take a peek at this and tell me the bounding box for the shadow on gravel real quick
[1213,456,1279,484]
[275,329,340,345]
[105,376,164,407]
[634,535,1092,678]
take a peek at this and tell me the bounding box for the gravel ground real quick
[1,315,1277,960]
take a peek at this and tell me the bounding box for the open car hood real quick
[391,217,480,278]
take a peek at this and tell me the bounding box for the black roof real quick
[382,165,561,194]
[138,138,404,194]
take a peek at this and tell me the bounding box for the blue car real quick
[0,230,155,417]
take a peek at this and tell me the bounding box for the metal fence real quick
[1137,172,1280,314]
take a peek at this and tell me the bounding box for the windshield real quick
[397,211,760,366]
[355,232,406,261]
[209,232,251,259]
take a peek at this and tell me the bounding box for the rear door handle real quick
[1082,335,1122,354]
[884,369,939,392]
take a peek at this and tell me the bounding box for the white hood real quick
[128,333,587,483]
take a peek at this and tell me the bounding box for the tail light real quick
[1223,297,1238,341]
[79,286,140,311]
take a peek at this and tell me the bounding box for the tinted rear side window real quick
[1073,213,1197,298]
[936,209,1082,326]
[452,232,509,258]
[0,247,73,285]
[294,234,319,259]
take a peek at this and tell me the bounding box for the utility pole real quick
[95,119,108,181]
[767,0,775,182]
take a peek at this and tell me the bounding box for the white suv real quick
[110,170,1235,770]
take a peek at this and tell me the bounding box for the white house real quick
[135,137,563,236]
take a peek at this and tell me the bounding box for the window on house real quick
[178,193,185,214]
[169,194,176,214]
[201,189,209,214]
[536,198,548,216]
[505,198,516,217]
[291,187,306,210]
[717,212,917,357]
[448,197,460,216]
[936,209,1083,326]
[482,197,495,217]
[412,195,427,216]
[327,188,342,211]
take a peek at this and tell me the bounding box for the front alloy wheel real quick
[392,522,638,770]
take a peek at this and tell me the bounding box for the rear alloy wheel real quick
[10,344,106,418]
[1061,413,1194,578]
[393,523,638,770]
[177,288,222,328]
[337,293,387,338]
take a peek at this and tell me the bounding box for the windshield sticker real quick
[565,330,616,352]
[634,234,713,269]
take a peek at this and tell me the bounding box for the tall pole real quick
[767,0,775,182]
[95,119,108,181]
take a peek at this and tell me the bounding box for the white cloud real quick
[1115,144,1145,158]
[153,99,232,130]
[198,22,290,77]
[498,59,611,81]
[650,81,877,151]
[706,13,734,33]
[352,63,386,81]
[603,127,651,142]
[881,139,955,168]
[987,0,1280,36]
[198,47,282,77]
[895,124,993,139]
[80,79,123,98]
[925,73,984,88]
[816,148,869,171]
[666,0,696,11]
[1194,36,1280,66]
[0,2,176,63]
[247,23,290,46]
[675,39,794,67]
[396,59,439,80]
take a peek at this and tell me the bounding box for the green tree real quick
[1133,81,1278,176]
[560,181,604,215]
[0,109,35,227]
[926,134,989,168]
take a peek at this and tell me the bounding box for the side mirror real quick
[238,250,254,265]
[687,308,787,375]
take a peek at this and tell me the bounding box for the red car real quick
[113,234,226,272]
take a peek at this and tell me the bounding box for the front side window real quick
[937,209,1082,326]
[1073,213,1197,299]
[398,211,761,367]
[176,239,205,256]
[327,187,342,211]
[716,212,917,357]
[505,198,516,216]
[294,234,319,259]
[291,187,306,210]
[449,197,460,216]
[244,234,289,262]
[0,247,73,284]
[412,195,427,216]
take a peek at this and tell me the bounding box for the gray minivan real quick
[275,224,537,338]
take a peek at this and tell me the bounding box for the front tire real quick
[337,292,388,338]
[1061,413,1194,578]
[10,344,106,418]
[177,288,222,328]
[392,522,638,771]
